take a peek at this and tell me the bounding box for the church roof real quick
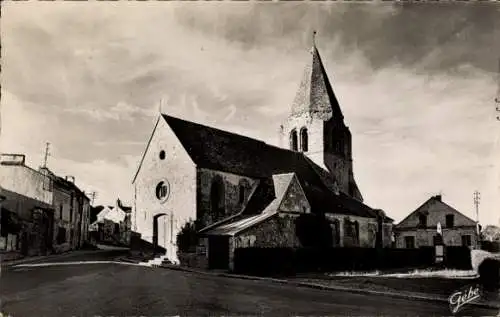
[290,44,344,121]
[163,114,378,219]
[200,173,296,236]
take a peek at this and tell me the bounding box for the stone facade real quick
[132,116,197,263]
[0,156,90,256]
[132,43,393,268]
[1,189,54,256]
[197,168,257,229]
[394,227,478,249]
[234,213,302,249]
[0,160,53,207]
[51,176,90,253]
[325,214,392,248]
[0,158,55,257]
[52,179,74,253]
[395,195,479,249]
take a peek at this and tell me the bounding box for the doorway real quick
[208,236,230,270]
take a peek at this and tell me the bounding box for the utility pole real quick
[473,190,481,247]
[473,190,480,224]
[42,142,50,168]
[495,58,500,121]
[86,192,96,206]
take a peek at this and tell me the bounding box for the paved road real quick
[0,252,498,317]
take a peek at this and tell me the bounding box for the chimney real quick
[1,153,26,166]
[434,195,442,201]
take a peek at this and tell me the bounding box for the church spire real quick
[291,33,344,121]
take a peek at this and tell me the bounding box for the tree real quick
[481,225,500,242]
[176,220,198,253]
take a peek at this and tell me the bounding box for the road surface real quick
[0,251,497,316]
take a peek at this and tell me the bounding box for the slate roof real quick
[290,45,344,121]
[163,115,381,220]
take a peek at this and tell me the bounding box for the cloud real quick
[64,101,155,122]
[1,2,499,224]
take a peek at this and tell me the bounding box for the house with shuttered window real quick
[394,195,479,249]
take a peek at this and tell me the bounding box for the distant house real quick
[394,195,479,249]
[0,154,55,258]
[89,199,131,246]
[0,154,91,258]
[49,171,91,253]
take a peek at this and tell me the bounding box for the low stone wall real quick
[0,251,23,262]
[53,243,72,254]
[178,252,208,269]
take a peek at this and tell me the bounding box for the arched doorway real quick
[152,213,167,256]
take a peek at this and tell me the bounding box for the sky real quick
[1,2,499,226]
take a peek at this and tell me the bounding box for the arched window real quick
[239,185,245,204]
[290,130,298,151]
[210,177,225,218]
[300,127,308,152]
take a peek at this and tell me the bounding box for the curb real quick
[139,261,500,311]
[1,249,126,268]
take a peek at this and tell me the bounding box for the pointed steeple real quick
[291,32,344,121]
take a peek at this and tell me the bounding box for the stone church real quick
[132,40,394,268]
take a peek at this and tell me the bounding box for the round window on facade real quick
[155,180,170,203]
[159,150,166,160]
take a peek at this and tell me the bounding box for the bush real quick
[478,259,500,291]
[176,221,198,253]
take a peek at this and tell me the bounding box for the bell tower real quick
[280,32,363,201]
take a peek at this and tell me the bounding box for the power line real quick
[495,58,500,121]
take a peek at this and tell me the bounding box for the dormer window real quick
[300,127,308,152]
[290,130,298,151]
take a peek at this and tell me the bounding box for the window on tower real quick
[290,130,298,151]
[300,127,308,152]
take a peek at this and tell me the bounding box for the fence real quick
[481,241,500,253]
[233,246,471,276]
[444,246,473,270]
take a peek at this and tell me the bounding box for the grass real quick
[293,275,481,298]
[326,269,477,279]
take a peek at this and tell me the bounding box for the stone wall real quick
[197,168,258,228]
[397,196,477,229]
[0,165,53,206]
[133,116,197,264]
[395,227,478,248]
[326,214,393,248]
[1,190,54,256]
[280,114,326,170]
[52,185,74,252]
[235,213,302,249]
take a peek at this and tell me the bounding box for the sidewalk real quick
[0,249,115,267]
[117,256,500,311]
